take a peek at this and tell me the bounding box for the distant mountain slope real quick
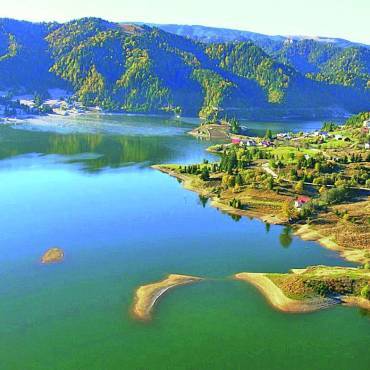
[150,24,370,49]
[147,24,284,48]
[139,23,370,100]
[272,39,370,89]
[0,19,62,91]
[153,24,370,96]
[0,18,369,120]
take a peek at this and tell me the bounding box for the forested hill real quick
[155,24,370,91]
[0,17,369,120]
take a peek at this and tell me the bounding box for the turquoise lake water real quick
[0,114,368,370]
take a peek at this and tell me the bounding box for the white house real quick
[243,139,257,147]
[363,120,370,128]
[276,132,292,139]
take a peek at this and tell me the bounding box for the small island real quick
[235,265,370,313]
[132,274,203,320]
[188,117,243,140]
[41,247,64,264]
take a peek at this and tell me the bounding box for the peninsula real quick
[235,266,370,312]
[154,112,370,265]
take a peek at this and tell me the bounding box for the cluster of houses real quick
[297,130,349,141]
[0,100,34,120]
[45,100,87,116]
[231,137,273,147]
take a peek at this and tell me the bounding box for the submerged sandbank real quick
[132,274,203,320]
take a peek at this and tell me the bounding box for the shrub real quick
[294,180,304,193]
[321,121,338,132]
[200,167,210,181]
[320,186,350,205]
[360,285,370,300]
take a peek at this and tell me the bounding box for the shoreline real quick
[341,295,370,310]
[294,224,369,264]
[0,111,201,126]
[132,274,203,320]
[0,110,344,130]
[234,272,338,313]
[153,165,368,264]
[152,165,286,225]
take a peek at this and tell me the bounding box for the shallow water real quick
[0,115,368,370]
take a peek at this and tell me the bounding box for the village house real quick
[294,196,310,209]
[260,140,273,147]
[244,139,257,147]
[231,138,242,145]
[276,132,292,140]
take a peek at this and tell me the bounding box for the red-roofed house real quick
[231,138,241,145]
[295,196,310,208]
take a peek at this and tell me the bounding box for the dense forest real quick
[0,17,369,119]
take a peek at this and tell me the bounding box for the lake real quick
[0,114,368,370]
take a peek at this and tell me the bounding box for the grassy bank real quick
[236,266,370,312]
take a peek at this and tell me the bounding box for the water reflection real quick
[198,195,209,208]
[279,226,293,248]
[0,129,172,170]
[0,121,216,171]
[229,214,242,222]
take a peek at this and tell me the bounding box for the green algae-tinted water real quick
[0,115,369,370]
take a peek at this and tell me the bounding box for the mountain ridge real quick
[136,23,370,49]
[0,17,369,120]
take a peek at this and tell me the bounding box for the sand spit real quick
[132,274,203,320]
